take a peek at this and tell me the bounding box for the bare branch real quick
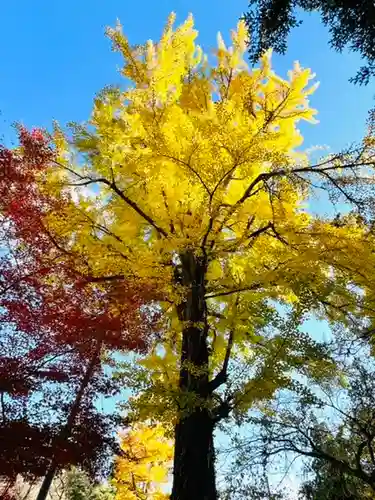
[205,283,262,299]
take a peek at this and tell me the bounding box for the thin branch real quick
[319,169,365,209]
[54,163,169,238]
[51,159,87,181]
[65,179,101,187]
[161,152,212,198]
[225,158,375,224]
[219,221,275,254]
[205,283,262,299]
[86,274,125,283]
[356,440,367,471]
[1,392,6,424]
[101,178,169,238]
[208,328,235,393]
[209,158,240,204]
[258,417,375,490]
[368,438,375,467]
[161,188,175,234]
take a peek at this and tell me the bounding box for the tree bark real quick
[35,466,58,500]
[171,252,217,500]
[36,342,102,500]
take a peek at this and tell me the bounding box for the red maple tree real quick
[0,128,160,500]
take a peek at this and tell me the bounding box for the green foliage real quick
[221,355,375,497]
[65,467,115,500]
[65,467,94,500]
[300,459,374,499]
[243,0,375,84]
[92,485,117,500]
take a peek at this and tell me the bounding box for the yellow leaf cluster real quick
[38,13,375,418]
[113,423,173,500]
[44,15,321,291]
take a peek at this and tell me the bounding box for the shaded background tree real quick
[64,466,115,500]
[220,351,375,498]
[242,0,375,84]
[299,454,373,499]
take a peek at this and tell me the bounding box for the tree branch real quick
[161,152,212,199]
[205,283,262,299]
[1,392,6,424]
[54,163,169,238]
[96,177,169,238]
[223,157,375,224]
[208,328,235,393]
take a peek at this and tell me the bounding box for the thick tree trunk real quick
[172,409,216,500]
[36,342,102,500]
[171,252,217,500]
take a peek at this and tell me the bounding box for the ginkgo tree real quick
[113,423,173,500]
[23,13,375,500]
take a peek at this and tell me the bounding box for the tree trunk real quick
[35,467,57,500]
[36,342,102,500]
[172,409,216,500]
[171,252,217,500]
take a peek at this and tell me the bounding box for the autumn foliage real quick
[0,11,374,500]
[0,128,161,494]
[30,14,374,499]
[114,423,173,500]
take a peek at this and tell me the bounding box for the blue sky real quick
[0,0,373,154]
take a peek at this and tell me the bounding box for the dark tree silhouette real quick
[243,0,375,84]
